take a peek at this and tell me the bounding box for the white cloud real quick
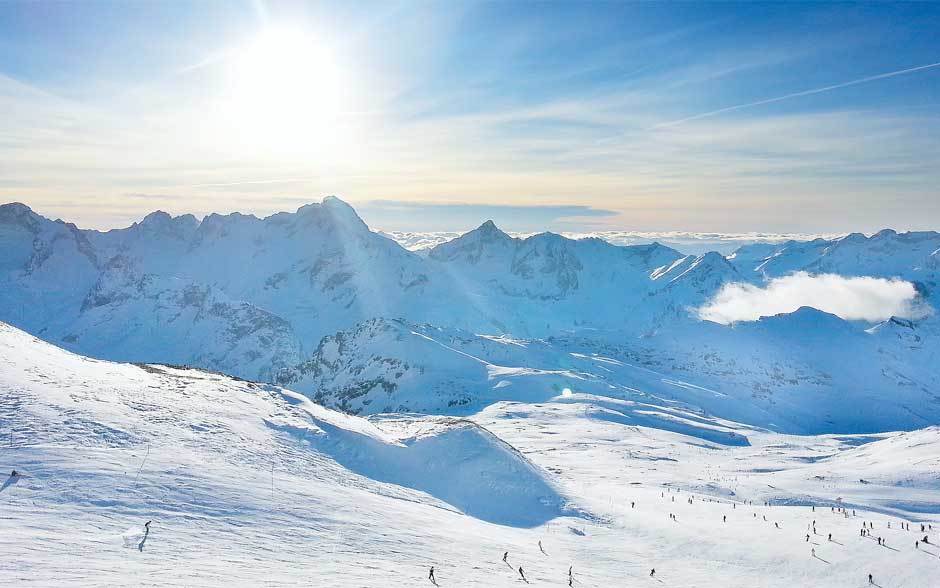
[697,272,931,324]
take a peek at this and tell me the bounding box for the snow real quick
[2,322,940,586]
[3,198,939,436]
[2,198,940,585]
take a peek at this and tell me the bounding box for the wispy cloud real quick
[654,61,940,128]
[2,3,939,232]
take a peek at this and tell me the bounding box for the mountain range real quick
[2,197,938,433]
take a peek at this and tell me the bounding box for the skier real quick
[9,470,17,477]
[650,568,656,577]
[811,548,815,558]
[503,551,509,563]
[828,533,832,542]
[775,522,780,529]
[806,534,810,542]
[518,566,526,582]
[631,501,635,509]
[723,515,726,523]
[428,566,435,584]
[538,540,546,554]
[869,573,874,584]
[916,540,919,549]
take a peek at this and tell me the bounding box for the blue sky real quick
[1,1,938,232]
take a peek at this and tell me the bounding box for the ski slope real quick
[2,322,939,586]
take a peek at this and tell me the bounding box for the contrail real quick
[654,61,940,128]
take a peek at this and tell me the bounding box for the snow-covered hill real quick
[3,322,939,586]
[273,314,940,434]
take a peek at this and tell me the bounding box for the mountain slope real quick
[3,321,939,586]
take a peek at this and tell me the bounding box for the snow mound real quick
[290,409,568,526]
[0,320,567,528]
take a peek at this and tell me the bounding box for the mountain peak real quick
[0,202,35,215]
[468,219,511,240]
[0,201,41,229]
[427,218,514,262]
[137,210,199,236]
[140,210,172,225]
[292,196,370,234]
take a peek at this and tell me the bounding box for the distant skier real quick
[503,551,509,563]
[538,540,546,554]
[723,515,726,523]
[428,566,435,584]
[869,573,874,584]
[828,533,832,542]
[518,566,526,581]
[650,568,656,577]
[631,501,635,509]
[775,522,779,529]
[9,470,17,477]
[811,548,815,558]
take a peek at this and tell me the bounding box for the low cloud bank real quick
[698,272,931,324]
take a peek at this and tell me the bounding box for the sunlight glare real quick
[223,29,347,156]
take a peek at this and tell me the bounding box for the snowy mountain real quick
[3,321,939,586]
[1,198,939,434]
[729,230,940,297]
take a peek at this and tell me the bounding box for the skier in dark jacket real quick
[428,566,435,583]
[518,566,526,581]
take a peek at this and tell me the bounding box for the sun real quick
[222,29,347,155]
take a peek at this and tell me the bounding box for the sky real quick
[1,1,939,233]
